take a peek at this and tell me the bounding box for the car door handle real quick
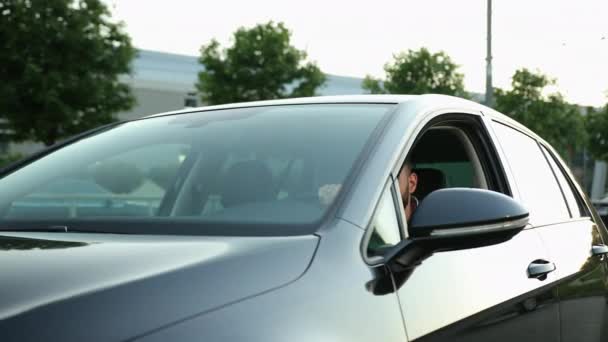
[592,245,608,257]
[528,260,556,280]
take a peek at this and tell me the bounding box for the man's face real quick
[398,164,418,206]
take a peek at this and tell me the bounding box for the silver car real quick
[0,95,606,342]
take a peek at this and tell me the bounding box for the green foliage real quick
[0,0,136,146]
[494,68,586,162]
[585,103,608,161]
[362,48,467,97]
[362,75,386,94]
[93,161,143,194]
[196,22,326,105]
[0,153,22,168]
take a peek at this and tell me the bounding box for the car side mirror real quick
[385,188,528,272]
[410,188,528,240]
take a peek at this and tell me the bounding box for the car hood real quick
[0,232,318,342]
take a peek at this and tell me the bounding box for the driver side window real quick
[408,126,489,202]
[365,118,502,259]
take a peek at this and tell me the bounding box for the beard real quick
[402,182,410,207]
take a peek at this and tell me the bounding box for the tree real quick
[196,22,326,105]
[362,48,467,97]
[585,102,608,161]
[494,68,585,162]
[0,152,22,169]
[0,0,136,146]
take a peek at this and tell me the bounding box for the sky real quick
[103,0,608,107]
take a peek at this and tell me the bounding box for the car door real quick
[491,120,608,342]
[390,115,561,342]
[536,144,608,342]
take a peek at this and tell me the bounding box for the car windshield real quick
[0,103,394,235]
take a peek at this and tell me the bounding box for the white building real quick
[115,49,371,120]
[4,49,367,155]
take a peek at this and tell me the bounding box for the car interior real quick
[409,125,488,201]
[1,105,383,225]
[367,123,492,256]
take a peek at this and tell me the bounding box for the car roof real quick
[142,94,545,145]
[145,94,417,118]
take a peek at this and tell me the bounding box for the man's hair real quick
[402,157,414,174]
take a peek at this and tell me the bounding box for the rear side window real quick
[540,145,584,218]
[492,122,569,226]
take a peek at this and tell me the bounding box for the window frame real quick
[362,112,512,265]
[460,119,512,196]
[539,142,593,219]
[362,177,405,266]
[488,120,573,227]
[398,114,511,197]
[399,113,511,201]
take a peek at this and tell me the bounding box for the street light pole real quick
[485,0,494,107]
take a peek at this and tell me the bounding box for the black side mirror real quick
[410,188,528,240]
[386,188,528,271]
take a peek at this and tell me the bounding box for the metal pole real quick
[485,0,494,107]
[583,146,587,192]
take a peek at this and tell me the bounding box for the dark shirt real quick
[410,195,419,214]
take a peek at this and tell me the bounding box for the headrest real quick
[220,160,275,207]
[412,168,447,200]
